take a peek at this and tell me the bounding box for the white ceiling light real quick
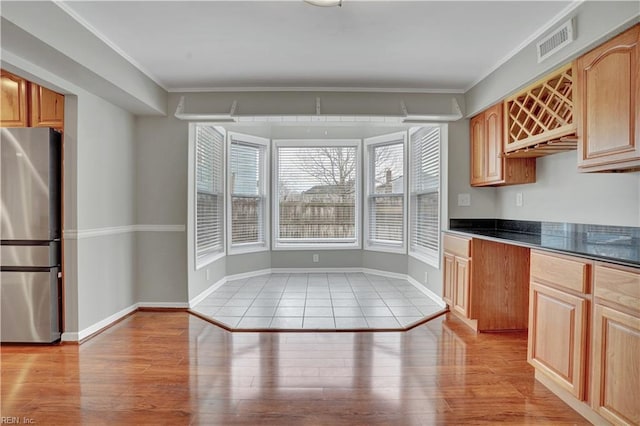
[304,0,342,7]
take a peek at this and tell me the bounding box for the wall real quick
[135,114,190,305]
[496,152,640,227]
[463,2,640,228]
[74,93,138,333]
[466,2,639,116]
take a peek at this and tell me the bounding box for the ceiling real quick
[58,0,576,93]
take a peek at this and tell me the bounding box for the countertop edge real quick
[444,229,640,269]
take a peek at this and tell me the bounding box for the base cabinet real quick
[442,235,471,321]
[529,253,640,426]
[528,282,588,400]
[591,264,640,426]
[443,233,530,332]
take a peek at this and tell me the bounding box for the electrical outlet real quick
[516,192,524,207]
[458,193,471,206]
[313,254,319,263]
[205,269,210,281]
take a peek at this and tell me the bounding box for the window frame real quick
[363,131,407,254]
[226,132,270,255]
[193,123,226,269]
[272,139,362,251]
[408,125,442,267]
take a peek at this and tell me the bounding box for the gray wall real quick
[135,115,190,304]
[463,2,640,228]
[495,152,640,226]
[74,93,138,331]
[466,2,639,116]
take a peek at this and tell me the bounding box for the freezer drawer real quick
[1,269,60,343]
[1,242,60,268]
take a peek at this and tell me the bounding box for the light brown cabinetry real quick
[1,70,29,127]
[443,233,530,332]
[442,234,471,320]
[0,69,65,130]
[591,264,640,425]
[528,251,591,400]
[576,24,640,172]
[30,84,64,129]
[470,103,535,186]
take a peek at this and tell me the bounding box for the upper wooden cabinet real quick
[503,63,578,156]
[1,70,29,127]
[576,24,640,172]
[31,84,64,130]
[0,69,64,130]
[470,103,536,186]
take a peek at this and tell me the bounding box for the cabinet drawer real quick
[443,234,470,258]
[594,264,640,314]
[530,251,590,294]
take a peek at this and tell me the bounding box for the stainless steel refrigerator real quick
[1,127,62,343]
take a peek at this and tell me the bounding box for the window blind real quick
[366,137,405,249]
[229,137,266,249]
[275,142,359,246]
[195,125,224,258]
[409,127,440,264]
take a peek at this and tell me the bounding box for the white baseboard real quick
[137,302,190,309]
[189,277,227,308]
[407,276,446,308]
[62,303,138,342]
[271,267,363,274]
[225,268,272,281]
[361,268,407,280]
[61,301,189,342]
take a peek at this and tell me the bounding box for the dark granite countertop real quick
[447,219,640,268]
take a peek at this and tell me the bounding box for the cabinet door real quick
[443,252,455,306]
[483,103,504,183]
[452,257,470,318]
[591,304,640,425]
[528,282,588,400]
[31,84,64,129]
[470,113,485,186]
[576,24,639,171]
[0,70,28,127]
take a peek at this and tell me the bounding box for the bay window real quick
[409,126,441,266]
[273,140,361,249]
[364,132,406,252]
[195,124,225,263]
[228,132,269,253]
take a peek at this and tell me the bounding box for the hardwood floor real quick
[1,311,589,425]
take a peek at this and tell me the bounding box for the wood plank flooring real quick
[1,311,589,425]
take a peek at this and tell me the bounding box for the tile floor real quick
[192,272,445,330]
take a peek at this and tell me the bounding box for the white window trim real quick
[272,139,362,251]
[226,132,270,255]
[193,124,226,270]
[408,125,443,268]
[363,131,407,254]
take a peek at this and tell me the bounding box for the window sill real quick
[273,242,361,251]
[409,251,439,269]
[364,244,406,255]
[196,251,225,270]
[228,244,270,256]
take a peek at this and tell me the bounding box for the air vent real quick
[537,19,574,63]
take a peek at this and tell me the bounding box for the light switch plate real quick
[458,193,471,206]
